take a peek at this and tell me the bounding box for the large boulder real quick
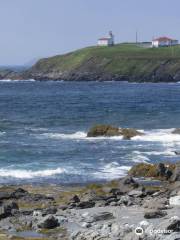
[87,124,143,139]
[129,163,174,180]
[144,210,167,219]
[158,216,180,232]
[87,125,121,137]
[37,215,59,229]
[143,197,168,210]
[129,163,158,178]
[0,201,19,219]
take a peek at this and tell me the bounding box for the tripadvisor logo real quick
[135,227,144,236]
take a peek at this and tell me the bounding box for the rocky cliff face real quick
[27,59,180,82]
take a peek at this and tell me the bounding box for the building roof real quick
[98,37,110,41]
[153,36,176,42]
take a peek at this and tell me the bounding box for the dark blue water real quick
[0,80,180,184]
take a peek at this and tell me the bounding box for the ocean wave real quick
[38,131,87,139]
[141,150,176,156]
[93,162,131,179]
[0,167,66,179]
[35,128,180,144]
[132,128,180,143]
[37,131,123,140]
[126,151,150,163]
[0,79,35,82]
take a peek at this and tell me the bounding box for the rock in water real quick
[87,124,143,139]
[87,125,121,137]
[119,128,143,140]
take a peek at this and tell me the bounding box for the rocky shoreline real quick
[1,69,180,83]
[1,66,180,83]
[0,162,179,240]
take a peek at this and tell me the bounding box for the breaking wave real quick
[35,128,180,143]
[133,128,180,143]
[38,131,87,139]
[0,79,35,82]
[0,167,66,179]
[93,162,131,179]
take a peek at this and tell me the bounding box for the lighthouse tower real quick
[109,31,114,45]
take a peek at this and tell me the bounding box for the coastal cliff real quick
[3,43,180,82]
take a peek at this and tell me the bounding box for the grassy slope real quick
[31,44,180,79]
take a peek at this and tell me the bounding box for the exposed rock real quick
[41,207,57,216]
[129,162,174,179]
[118,176,139,194]
[0,201,19,219]
[11,188,29,199]
[158,216,180,232]
[37,215,59,229]
[144,210,167,219]
[119,128,144,140]
[172,128,180,134]
[95,200,106,207]
[0,192,12,200]
[128,190,143,197]
[171,163,180,182]
[87,125,143,139]
[118,195,133,206]
[143,197,168,210]
[87,125,121,137]
[80,190,105,202]
[69,195,80,203]
[76,201,95,209]
[108,188,123,196]
[91,212,114,222]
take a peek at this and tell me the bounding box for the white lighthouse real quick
[98,31,115,46]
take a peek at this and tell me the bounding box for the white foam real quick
[142,150,175,156]
[39,131,87,140]
[93,162,131,179]
[0,79,35,82]
[133,128,180,143]
[0,167,66,179]
[126,151,150,163]
[37,131,124,141]
[35,128,180,145]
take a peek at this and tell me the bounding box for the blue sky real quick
[0,0,180,65]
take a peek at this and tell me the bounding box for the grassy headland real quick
[28,43,180,82]
[1,43,180,82]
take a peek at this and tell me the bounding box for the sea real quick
[0,79,180,185]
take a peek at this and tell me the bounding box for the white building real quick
[152,37,178,47]
[98,31,114,46]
